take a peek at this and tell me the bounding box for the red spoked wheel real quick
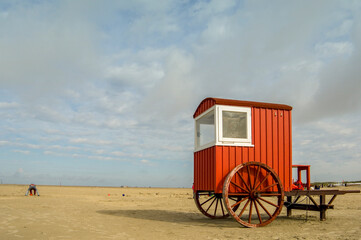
[223,162,284,227]
[194,191,241,219]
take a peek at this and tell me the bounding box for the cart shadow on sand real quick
[97,209,241,228]
[97,209,316,228]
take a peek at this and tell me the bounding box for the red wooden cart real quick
[193,98,359,227]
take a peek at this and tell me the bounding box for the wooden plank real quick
[215,146,223,193]
[266,109,273,171]
[284,110,291,191]
[254,108,261,162]
[285,203,334,211]
[260,108,267,165]
[278,110,284,189]
[289,111,293,191]
[285,189,360,196]
[272,109,278,181]
[222,146,230,192]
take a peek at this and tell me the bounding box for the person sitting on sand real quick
[25,184,40,196]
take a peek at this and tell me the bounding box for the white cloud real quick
[12,150,30,155]
[140,159,153,166]
[69,138,112,145]
[88,155,115,161]
[31,106,69,124]
[326,19,353,39]
[44,150,58,156]
[48,145,79,151]
[190,0,238,21]
[314,121,353,136]
[0,141,10,146]
[111,151,125,157]
[22,143,41,149]
[315,42,354,58]
[105,62,164,90]
[0,102,19,109]
[94,149,105,155]
[139,48,195,118]
[69,138,89,144]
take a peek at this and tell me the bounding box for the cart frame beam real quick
[284,189,360,220]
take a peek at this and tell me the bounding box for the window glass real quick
[222,111,247,139]
[196,110,215,147]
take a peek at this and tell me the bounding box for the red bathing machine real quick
[193,97,359,228]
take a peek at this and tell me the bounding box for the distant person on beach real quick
[25,184,40,196]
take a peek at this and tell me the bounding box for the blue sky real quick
[0,0,360,187]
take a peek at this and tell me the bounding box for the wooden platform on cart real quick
[284,189,360,221]
[285,189,360,196]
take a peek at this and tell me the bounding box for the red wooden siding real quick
[194,147,215,191]
[194,106,292,193]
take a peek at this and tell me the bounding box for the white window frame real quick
[194,105,254,152]
[194,106,216,152]
[216,105,253,146]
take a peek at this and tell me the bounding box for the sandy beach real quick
[0,184,360,240]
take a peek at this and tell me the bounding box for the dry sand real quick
[0,184,360,240]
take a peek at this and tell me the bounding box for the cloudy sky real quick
[0,0,360,187]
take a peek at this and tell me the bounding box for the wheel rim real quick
[194,191,241,219]
[223,162,284,227]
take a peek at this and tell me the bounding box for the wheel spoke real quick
[237,171,251,192]
[220,198,225,216]
[228,193,249,196]
[254,200,262,224]
[205,197,217,213]
[247,165,253,190]
[231,181,249,193]
[248,200,253,223]
[255,198,272,218]
[198,193,213,196]
[200,195,215,206]
[238,199,250,218]
[231,197,249,208]
[214,198,219,216]
[229,196,240,201]
[258,197,279,208]
[254,171,271,191]
[260,193,281,196]
[229,193,250,196]
[253,165,261,190]
[258,183,278,192]
[253,166,261,189]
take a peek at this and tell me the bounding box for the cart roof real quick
[193,97,292,118]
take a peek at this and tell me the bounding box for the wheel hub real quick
[250,190,260,199]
